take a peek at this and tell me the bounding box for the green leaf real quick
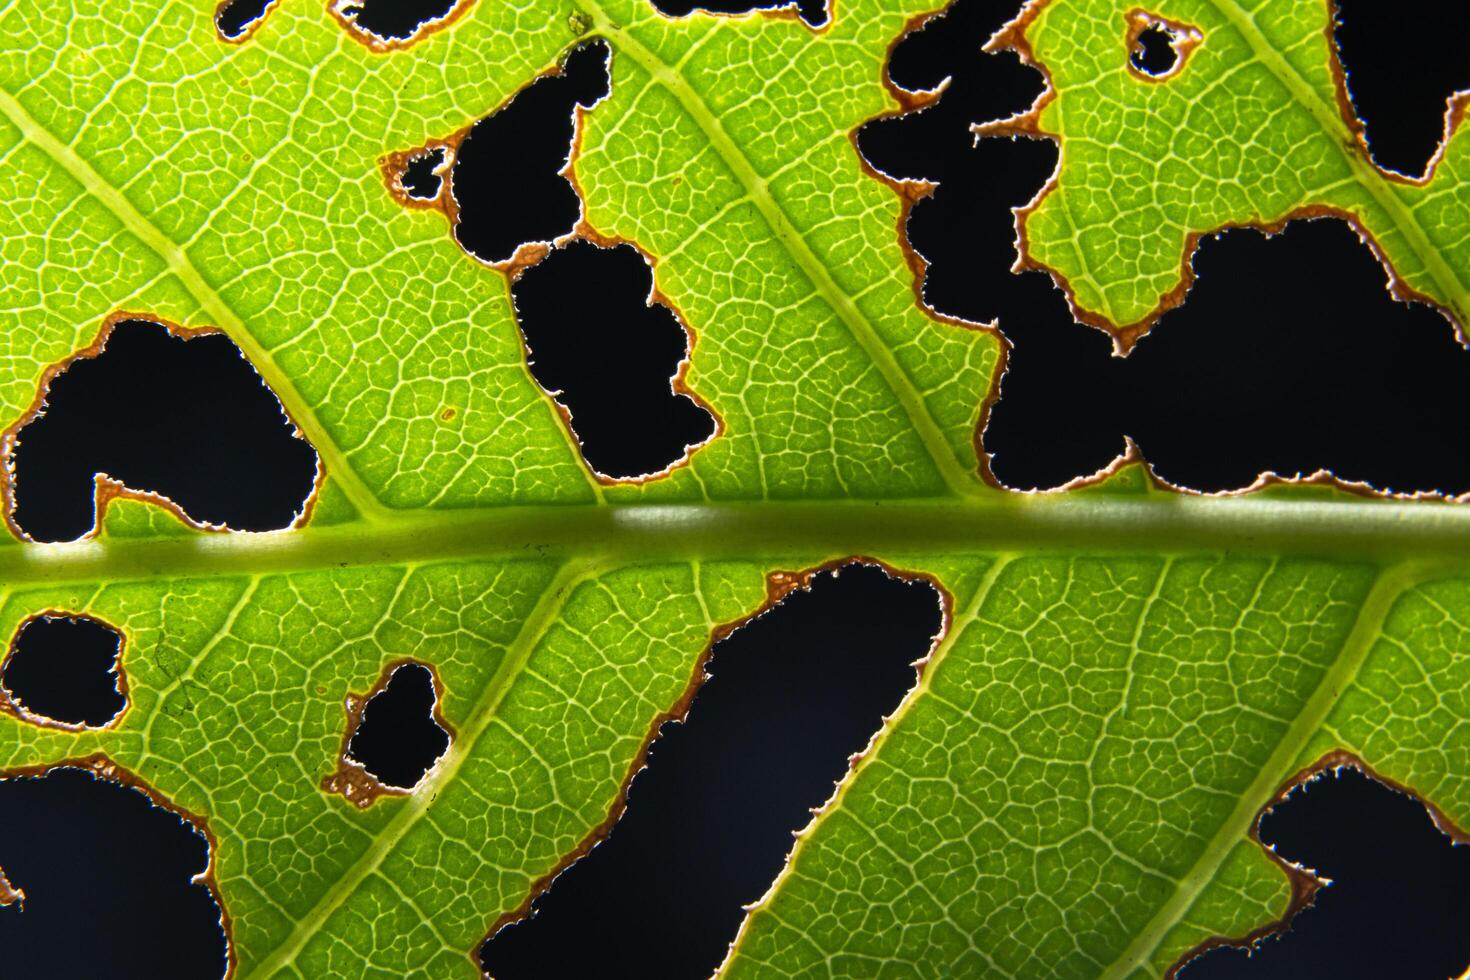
[0,1,1465,978]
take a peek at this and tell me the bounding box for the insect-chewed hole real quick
[646,0,827,29]
[480,563,943,980]
[510,240,716,480]
[344,663,450,791]
[450,40,610,265]
[1125,12,1201,80]
[1178,766,1470,979]
[1333,0,1470,179]
[983,218,1470,497]
[399,146,447,201]
[215,0,273,40]
[332,0,459,43]
[854,0,1054,325]
[1129,22,1179,76]
[0,766,227,979]
[6,318,319,543]
[2,615,125,729]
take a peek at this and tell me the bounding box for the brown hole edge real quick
[639,0,836,35]
[0,310,327,544]
[1164,748,1470,979]
[0,753,236,979]
[0,610,130,734]
[1123,8,1203,84]
[327,0,477,53]
[378,40,724,487]
[471,555,954,977]
[320,657,457,810]
[856,0,1470,503]
[213,0,284,45]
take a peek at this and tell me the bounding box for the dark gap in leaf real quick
[646,0,827,30]
[1333,0,1470,179]
[401,146,446,200]
[862,7,1470,498]
[511,240,715,479]
[345,662,449,790]
[1129,23,1178,76]
[1179,766,1470,980]
[451,41,610,265]
[2,615,125,728]
[855,0,1054,330]
[0,767,227,980]
[8,318,318,543]
[334,0,457,42]
[480,563,942,980]
[856,0,1045,186]
[215,0,272,40]
[985,218,1470,496]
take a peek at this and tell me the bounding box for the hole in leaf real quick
[511,240,716,480]
[214,0,274,40]
[858,19,1470,499]
[855,0,1053,329]
[6,318,319,543]
[1333,0,1470,179]
[2,614,125,729]
[1124,12,1200,81]
[451,40,611,265]
[1178,765,1470,979]
[0,764,228,980]
[646,0,827,29]
[984,218,1470,496]
[332,0,461,45]
[480,562,943,980]
[343,662,450,793]
[1129,23,1177,75]
[399,146,447,201]
[856,0,1045,186]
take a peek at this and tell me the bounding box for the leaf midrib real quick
[6,495,1470,590]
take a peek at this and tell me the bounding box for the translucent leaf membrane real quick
[0,0,1464,977]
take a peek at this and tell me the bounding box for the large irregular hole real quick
[215,0,274,41]
[855,0,1052,328]
[450,40,610,265]
[1179,765,1470,979]
[332,0,461,46]
[861,4,1470,498]
[985,218,1470,495]
[511,240,716,480]
[6,318,318,543]
[0,764,228,979]
[1333,0,1470,179]
[345,662,450,789]
[857,0,1045,187]
[2,614,126,729]
[480,562,943,980]
[646,0,827,30]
